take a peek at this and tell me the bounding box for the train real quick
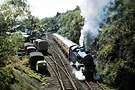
[17,31,49,75]
[53,33,100,81]
[29,52,47,74]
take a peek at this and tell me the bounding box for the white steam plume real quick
[79,0,115,47]
[72,68,85,80]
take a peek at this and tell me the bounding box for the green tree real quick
[56,6,84,44]
[0,0,30,89]
[39,6,84,44]
[0,0,29,65]
[95,0,135,89]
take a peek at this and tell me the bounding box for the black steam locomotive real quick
[69,45,97,80]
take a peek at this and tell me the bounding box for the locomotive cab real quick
[69,45,80,62]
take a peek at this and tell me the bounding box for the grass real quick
[13,56,46,82]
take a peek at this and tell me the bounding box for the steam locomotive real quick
[53,33,99,80]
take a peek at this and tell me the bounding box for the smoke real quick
[72,68,85,80]
[79,0,115,47]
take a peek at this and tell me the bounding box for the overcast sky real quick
[27,0,80,18]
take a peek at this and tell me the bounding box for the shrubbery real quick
[95,3,135,89]
[0,67,14,90]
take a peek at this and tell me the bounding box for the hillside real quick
[41,6,84,44]
[95,0,135,89]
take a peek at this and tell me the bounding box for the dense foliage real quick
[95,0,135,89]
[41,6,84,44]
[0,0,29,89]
[56,7,84,44]
[0,0,29,65]
[0,67,13,90]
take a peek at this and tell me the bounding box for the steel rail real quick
[48,55,78,90]
[48,39,78,90]
[46,60,65,90]
[85,81,92,90]
[96,81,106,90]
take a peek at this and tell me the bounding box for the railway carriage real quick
[53,33,77,55]
[34,39,49,55]
[21,31,48,75]
[29,52,47,74]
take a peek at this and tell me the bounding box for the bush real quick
[95,6,135,89]
[0,67,14,90]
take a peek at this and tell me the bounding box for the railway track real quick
[46,57,65,90]
[44,34,106,90]
[47,56,77,90]
[45,35,78,90]
[85,81,106,90]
